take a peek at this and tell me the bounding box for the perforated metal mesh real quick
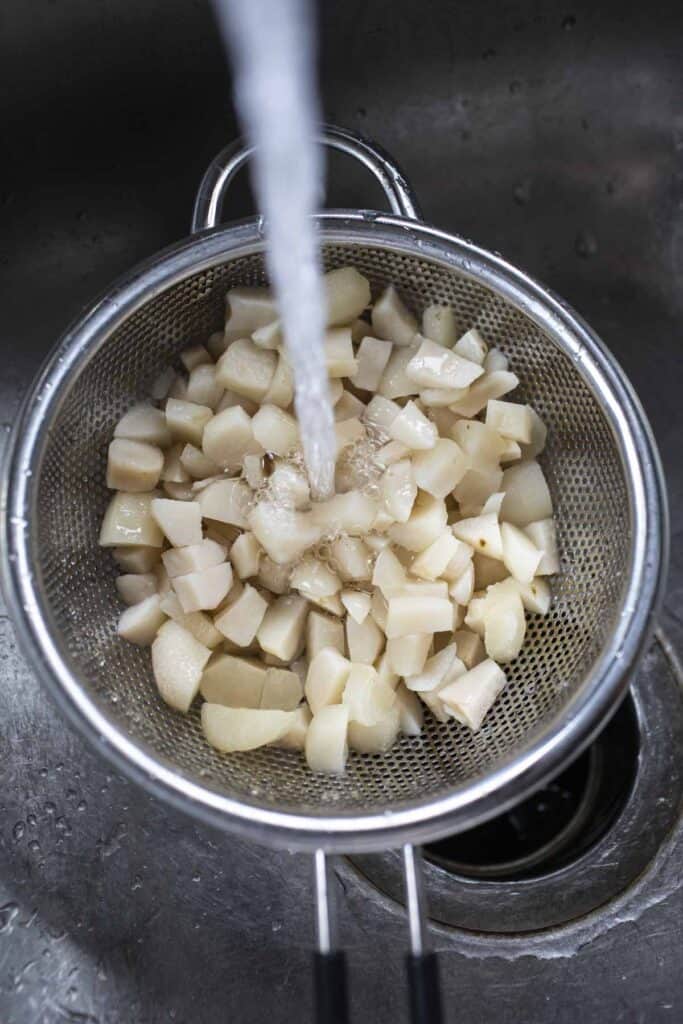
[35,241,629,819]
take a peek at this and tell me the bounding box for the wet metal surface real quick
[1,0,682,1021]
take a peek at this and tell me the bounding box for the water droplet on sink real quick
[12,821,25,841]
[0,903,19,933]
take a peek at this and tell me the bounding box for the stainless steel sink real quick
[1,1,681,1021]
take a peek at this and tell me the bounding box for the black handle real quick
[314,951,349,1024]
[406,952,443,1024]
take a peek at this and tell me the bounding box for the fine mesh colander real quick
[1,125,667,1019]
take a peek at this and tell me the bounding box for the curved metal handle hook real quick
[191,123,422,232]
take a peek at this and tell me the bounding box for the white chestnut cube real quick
[501,522,543,584]
[186,364,223,410]
[216,338,277,401]
[340,590,371,624]
[422,304,456,347]
[330,536,373,582]
[162,538,227,578]
[381,459,417,523]
[224,286,277,342]
[200,653,267,707]
[388,400,438,450]
[230,531,261,579]
[202,406,260,469]
[410,531,460,581]
[273,704,311,751]
[165,398,213,447]
[260,668,304,711]
[440,659,507,731]
[501,461,553,526]
[486,400,533,443]
[115,403,171,448]
[324,266,371,326]
[214,583,268,645]
[378,343,421,399]
[395,684,424,736]
[117,593,166,646]
[452,513,503,561]
[152,620,211,712]
[151,498,202,547]
[202,704,293,752]
[198,478,252,528]
[312,491,377,537]
[249,502,321,564]
[116,572,157,605]
[306,610,346,659]
[257,594,309,661]
[385,595,452,638]
[252,404,299,455]
[449,370,519,418]
[107,439,163,493]
[342,664,396,726]
[412,438,469,499]
[305,705,349,774]
[406,337,484,390]
[173,561,233,613]
[305,647,352,713]
[386,633,432,676]
[453,328,488,365]
[99,492,164,548]
[363,394,401,434]
[371,285,418,346]
[346,614,385,665]
[350,336,393,391]
[524,519,560,575]
[348,706,400,754]
[324,328,358,377]
[389,494,447,552]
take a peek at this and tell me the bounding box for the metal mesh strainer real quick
[1,126,666,857]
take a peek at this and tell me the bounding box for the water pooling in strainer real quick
[211,0,336,500]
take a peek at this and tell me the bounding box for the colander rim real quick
[1,211,668,852]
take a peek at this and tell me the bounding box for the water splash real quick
[211,0,336,499]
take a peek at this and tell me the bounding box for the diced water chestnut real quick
[216,339,277,401]
[340,590,371,624]
[346,613,384,664]
[107,439,163,493]
[454,328,488,365]
[371,285,418,346]
[386,633,432,676]
[257,594,309,661]
[501,461,553,526]
[305,705,349,773]
[272,704,311,751]
[116,572,157,606]
[224,286,278,342]
[395,684,424,736]
[214,582,268,645]
[305,648,352,713]
[115,403,172,448]
[162,538,227,578]
[152,620,211,712]
[486,400,533,443]
[406,337,484,390]
[351,337,393,391]
[348,706,400,754]
[524,518,560,575]
[230,531,261,579]
[378,343,421,399]
[388,400,438,450]
[173,561,233,613]
[260,668,304,711]
[324,328,358,377]
[100,492,164,548]
[440,659,507,731]
[324,267,371,326]
[202,704,293,753]
[412,438,469,498]
[200,653,267,707]
[118,594,167,646]
[422,304,456,347]
[165,398,213,447]
[306,610,346,659]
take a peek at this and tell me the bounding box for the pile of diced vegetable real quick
[99,267,558,773]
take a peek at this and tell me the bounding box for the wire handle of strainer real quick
[193,125,441,1024]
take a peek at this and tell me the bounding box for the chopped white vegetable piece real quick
[472,551,509,589]
[340,590,371,624]
[363,394,401,433]
[334,417,365,454]
[216,339,277,401]
[107,439,163,493]
[291,556,341,603]
[224,286,278,342]
[411,438,471,497]
[405,643,457,692]
[117,593,166,646]
[214,583,268,645]
[263,352,294,409]
[202,406,259,469]
[451,420,506,465]
[481,491,505,516]
[116,572,157,606]
[395,684,424,736]
[249,502,321,564]
[449,370,519,418]
[513,577,552,615]
[399,580,449,598]
[268,462,310,509]
[257,555,292,595]
[410,531,459,580]
[251,319,282,350]
[312,491,377,536]
[328,536,373,582]
[486,400,533,443]
[257,594,309,661]
[199,478,252,528]
[200,653,267,707]
[371,285,418,346]
[162,481,195,501]
[230,531,261,579]
[520,406,548,458]
[152,620,211,712]
[524,519,559,575]
[343,664,395,725]
[348,706,400,753]
[115,403,172,448]
[454,328,488,365]
[334,391,366,423]
[441,539,474,583]
[422,304,457,347]
[483,585,526,663]
[484,348,509,372]
[173,561,233,613]
[381,459,417,523]
[100,492,164,548]
[389,494,448,552]
[346,614,384,665]
[155,445,188,485]
[242,453,265,490]
[386,634,432,676]
[453,465,504,516]
[427,406,459,436]
[406,337,484,390]
[158,592,224,648]
[452,512,503,560]
[440,659,507,731]
[374,440,411,468]
[306,610,346,659]
[386,595,453,638]
[272,704,311,750]
[324,328,358,377]
[162,538,227,578]
[370,589,389,632]
[305,705,349,774]
[372,547,406,598]
[305,647,352,713]
[113,544,160,573]
[388,400,438,450]
[501,461,553,526]
[501,522,543,584]
[260,667,303,711]
[449,562,475,605]
[453,629,486,669]
[500,438,522,463]
[324,267,371,326]
[464,594,488,636]
[165,398,213,447]
[419,385,468,407]
[202,704,293,752]
[351,337,393,391]
[151,498,202,547]
[186,364,223,410]
[180,444,220,480]
[378,343,421,399]
[251,404,299,456]
[417,686,449,723]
